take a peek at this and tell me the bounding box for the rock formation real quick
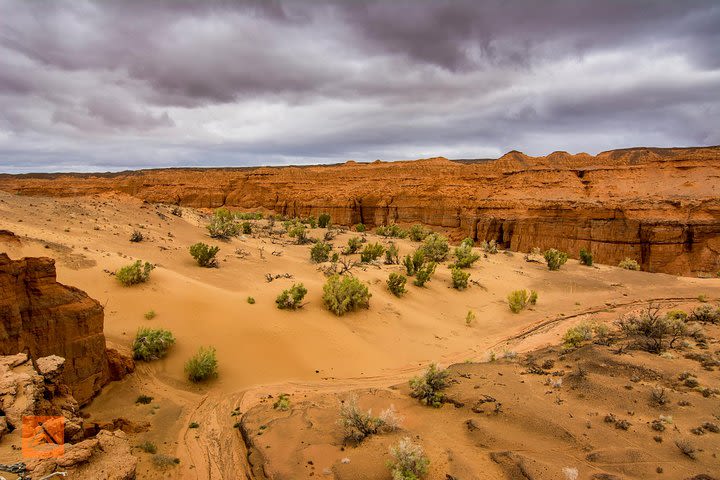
[1,146,719,275]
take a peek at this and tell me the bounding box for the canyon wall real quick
[0,253,110,404]
[1,146,719,275]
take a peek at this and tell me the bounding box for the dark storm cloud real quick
[0,0,718,172]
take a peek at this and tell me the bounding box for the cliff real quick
[0,253,111,404]
[1,145,719,275]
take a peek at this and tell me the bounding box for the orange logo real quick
[21,416,65,459]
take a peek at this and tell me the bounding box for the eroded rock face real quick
[0,254,110,404]
[1,146,719,275]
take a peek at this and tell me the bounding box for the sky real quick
[0,0,719,173]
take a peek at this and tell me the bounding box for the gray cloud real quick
[0,0,718,172]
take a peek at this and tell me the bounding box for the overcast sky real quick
[1,0,718,173]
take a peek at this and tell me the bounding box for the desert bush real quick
[318,213,331,228]
[453,243,480,268]
[460,237,474,248]
[207,208,240,239]
[338,397,399,443]
[355,223,366,232]
[322,275,371,315]
[403,249,425,276]
[579,249,593,266]
[377,223,407,238]
[273,394,291,411]
[689,304,720,324]
[388,437,430,480]
[116,260,154,286]
[413,261,436,287]
[139,441,157,454]
[136,394,153,404]
[302,216,317,228]
[419,233,449,262]
[385,242,400,264]
[616,304,689,353]
[465,310,476,326]
[409,224,430,242]
[241,221,252,234]
[276,283,307,310]
[544,248,568,271]
[152,454,180,468]
[481,239,498,254]
[507,289,538,313]
[562,322,594,348]
[247,296,255,304]
[189,242,220,267]
[310,241,332,263]
[450,267,470,290]
[360,242,385,263]
[170,206,182,217]
[287,224,308,244]
[618,258,640,270]
[236,212,263,220]
[344,236,362,255]
[132,328,175,361]
[144,310,156,320]
[130,230,144,243]
[409,363,450,407]
[188,422,200,428]
[387,273,407,297]
[185,346,218,382]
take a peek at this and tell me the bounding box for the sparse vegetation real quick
[453,241,480,268]
[138,441,157,454]
[388,437,430,480]
[507,289,538,313]
[318,213,331,228]
[188,422,200,429]
[408,224,430,242]
[579,248,593,266]
[450,267,470,290]
[385,242,400,264]
[135,395,153,405]
[130,230,144,242]
[616,304,689,353]
[144,310,156,320]
[241,221,252,234]
[387,273,407,297]
[409,363,450,407]
[116,260,154,286]
[189,242,220,267]
[185,346,218,382]
[132,328,175,361]
[689,304,720,324]
[275,283,307,310]
[403,249,426,276]
[419,233,449,262]
[618,258,640,270]
[247,296,255,304]
[338,397,400,443]
[360,242,385,263]
[344,236,362,255]
[481,239,498,254]
[376,223,407,238]
[465,310,475,327]
[322,274,371,315]
[562,322,594,348]
[413,261,436,287]
[287,224,308,244]
[354,223,366,232]
[544,248,568,271]
[207,208,240,239]
[273,394,291,411]
[310,241,332,263]
[236,212,263,220]
[152,454,180,468]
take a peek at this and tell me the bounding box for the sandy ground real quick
[0,190,718,479]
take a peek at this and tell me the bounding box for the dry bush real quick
[507,289,538,313]
[388,437,429,480]
[409,364,450,407]
[616,304,689,353]
[338,397,401,443]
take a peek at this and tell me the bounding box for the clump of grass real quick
[275,283,307,310]
[465,310,475,327]
[116,260,154,286]
[409,364,450,408]
[185,346,218,382]
[273,394,291,411]
[618,258,640,270]
[507,289,538,313]
[135,395,153,405]
[388,437,429,480]
[144,310,156,320]
[138,441,157,454]
[132,328,175,361]
[387,273,407,297]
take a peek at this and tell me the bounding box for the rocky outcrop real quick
[0,253,111,404]
[1,145,719,275]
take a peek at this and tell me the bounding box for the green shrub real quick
[322,275,371,315]
[273,394,291,411]
[241,221,252,234]
[465,310,475,327]
[408,224,430,242]
[450,267,470,290]
[388,437,429,480]
[339,397,399,443]
[403,250,426,276]
[188,422,200,429]
[276,283,307,310]
[189,242,220,267]
[287,224,308,244]
[344,236,362,255]
[481,239,498,254]
[376,223,407,238]
[544,248,568,271]
[331,252,340,262]
[318,213,331,228]
[387,273,407,297]
[453,243,480,268]
[409,363,449,407]
[460,237,474,248]
[355,223,366,232]
[619,258,640,270]
[310,241,332,263]
[139,441,157,454]
[130,230,144,243]
[562,323,594,348]
[579,249,593,266]
[185,346,218,382]
[144,310,156,320]
[136,394,153,404]
[385,242,400,264]
[616,304,688,353]
[207,208,240,239]
[360,242,385,263]
[419,233,449,262]
[247,296,255,304]
[132,328,175,361]
[302,216,317,228]
[689,304,720,324]
[507,289,538,313]
[236,212,263,220]
[413,261,436,287]
[116,260,154,286]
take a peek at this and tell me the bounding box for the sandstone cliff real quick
[1,146,719,275]
[0,253,110,404]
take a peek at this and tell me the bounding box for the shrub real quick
[310,241,332,263]
[344,236,362,255]
[302,216,317,228]
[360,242,385,263]
[385,242,400,264]
[544,248,568,271]
[388,437,430,480]
[403,250,425,276]
[139,441,157,454]
[136,395,153,404]
[207,208,240,239]
[562,322,594,348]
[387,273,407,297]
[689,304,720,324]
[409,224,430,242]
[376,223,407,238]
[481,239,498,254]
[419,233,449,262]
[322,275,371,315]
[276,283,307,310]
[241,221,252,234]
[453,243,480,268]
[189,242,220,267]
[355,223,366,232]
[247,296,255,304]
[616,304,688,353]
[273,394,291,411]
[144,310,156,320]
[618,258,640,270]
[450,267,470,290]
[188,422,200,429]
[465,310,475,326]
[116,260,154,286]
[579,249,593,266]
[318,213,331,228]
[460,237,474,248]
[152,454,180,468]
[130,230,144,242]
[287,224,308,244]
[409,363,450,407]
[185,346,218,382]
[413,262,436,287]
[236,212,263,220]
[507,289,538,313]
[338,397,400,443]
[132,328,175,361]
